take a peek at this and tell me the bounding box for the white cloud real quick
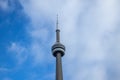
[30,42,45,65]
[0,67,10,72]
[20,0,120,80]
[8,42,27,65]
[9,42,24,52]
[30,28,49,42]
[0,0,9,11]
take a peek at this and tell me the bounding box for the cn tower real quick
[51,16,65,80]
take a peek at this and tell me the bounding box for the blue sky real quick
[0,0,120,80]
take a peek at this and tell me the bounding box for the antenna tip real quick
[56,14,59,30]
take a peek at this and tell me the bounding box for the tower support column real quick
[56,53,63,80]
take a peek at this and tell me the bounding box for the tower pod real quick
[52,42,65,57]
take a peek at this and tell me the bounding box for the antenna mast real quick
[56,15,60,42]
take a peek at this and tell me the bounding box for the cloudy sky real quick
[0,0,120,80]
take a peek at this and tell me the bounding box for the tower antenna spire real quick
[56,14,60,42]
[56,14,59,30]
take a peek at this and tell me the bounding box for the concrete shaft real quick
[56,52,63,80]
[56,29,60,42]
